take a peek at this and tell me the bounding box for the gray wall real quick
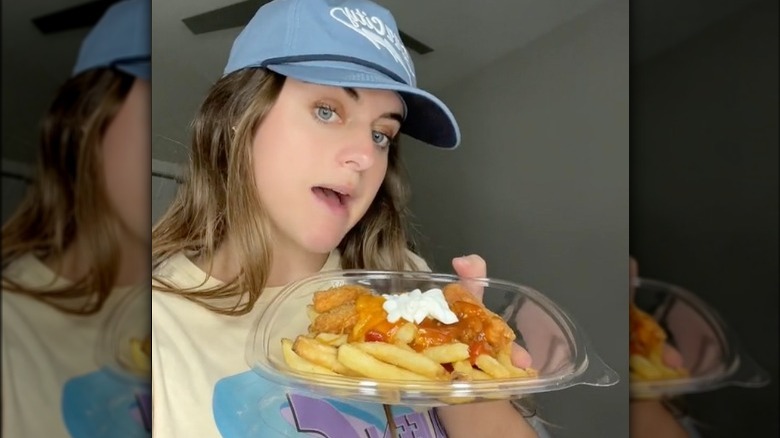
[1,174,30,223]
[403,0,629,436]
[631,0,778,436]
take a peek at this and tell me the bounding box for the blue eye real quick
[372,131,391,149]
[315,105,336,122]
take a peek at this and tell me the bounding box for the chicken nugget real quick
[443,284,516,349]
[309,302,359,334]
[312,285,372,313]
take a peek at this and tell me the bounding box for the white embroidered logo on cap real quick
[330,7,415,84]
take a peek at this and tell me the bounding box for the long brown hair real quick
[152,68,418,315]
[1,68,135,315]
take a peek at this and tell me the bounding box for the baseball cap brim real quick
[116,59,151,81]
[266,61,460,149]
[72,0,150,80]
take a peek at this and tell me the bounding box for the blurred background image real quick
[631,0,778,436]
[8,0,773,437]
[2,0,151,437]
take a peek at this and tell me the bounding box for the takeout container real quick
[62,287,152,437]
[246,270,619,407]
[630,277,769,399]
[96,286,152,382]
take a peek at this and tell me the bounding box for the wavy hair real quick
[2,68,136,314]
[151,68,417,315]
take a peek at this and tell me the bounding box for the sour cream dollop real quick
[381,288,459,325]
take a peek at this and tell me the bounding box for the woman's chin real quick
[300,233,347,255]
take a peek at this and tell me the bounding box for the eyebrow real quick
[342,87,404,124]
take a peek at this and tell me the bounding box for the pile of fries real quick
[281,283,537,387]
[629,302,688,381]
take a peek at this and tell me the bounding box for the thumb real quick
[452,254,487,279]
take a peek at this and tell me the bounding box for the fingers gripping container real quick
[246,270,619,406]
[630,277,770,399]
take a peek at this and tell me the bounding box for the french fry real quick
[394,323,418,344]
[422,343,470,364]
[354,342,448,379]
[475,354,511,379]
[293,336,357,376]
[450,370,473,382]
[315,333,348,346]
[129,338,151,373]
[630,354,664,380]
[471,368,493,380]
[451,360,492,380]
[496,348,530,378]
[452,360,475,377]
[306,305,319,323]
[281,338,339,376]
[337,344,432,381]
[393,342,417,352]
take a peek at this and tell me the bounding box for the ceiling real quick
[0,0,763,165]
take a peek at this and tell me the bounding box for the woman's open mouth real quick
[312,186,349,214]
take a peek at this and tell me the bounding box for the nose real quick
[337,128,376,171]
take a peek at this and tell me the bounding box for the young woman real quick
[152,0,543,436]
[2,1,151,436]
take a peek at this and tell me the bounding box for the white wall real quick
[402,0,629,435]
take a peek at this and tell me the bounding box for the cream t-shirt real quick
[151,250,455,438]
[152,250,550,438]
[2,254,151,438]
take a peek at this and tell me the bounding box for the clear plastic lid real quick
[246,270,618,406]
[630,277,770,398]
[95,286,151,383]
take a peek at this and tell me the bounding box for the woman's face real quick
[250,77,404,255]
[101,78,150,245]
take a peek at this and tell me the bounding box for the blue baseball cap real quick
[72,0,150,81]
[224,0,460,149]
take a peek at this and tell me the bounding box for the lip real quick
[312,184,354,215]
[316,184,356,198]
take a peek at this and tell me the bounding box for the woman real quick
[2,1,151,436]
[151,0,543,436]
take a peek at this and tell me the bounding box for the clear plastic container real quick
[246,270,618,406]
[630,277,769,399]
[62,287,152,437]
[96,286,151,383]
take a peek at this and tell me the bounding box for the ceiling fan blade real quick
[182,0,270,35]
[399,30,433,55]
[32,0,122,34]
[182,0,433,55]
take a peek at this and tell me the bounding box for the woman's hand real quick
[630,400,690,438]
[629,256,690,437]
[438,254,538,438]
[629,256,684,369]
[452,254,532,368]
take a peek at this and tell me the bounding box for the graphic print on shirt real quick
[62,368,152,438]
[213,370,448,437]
